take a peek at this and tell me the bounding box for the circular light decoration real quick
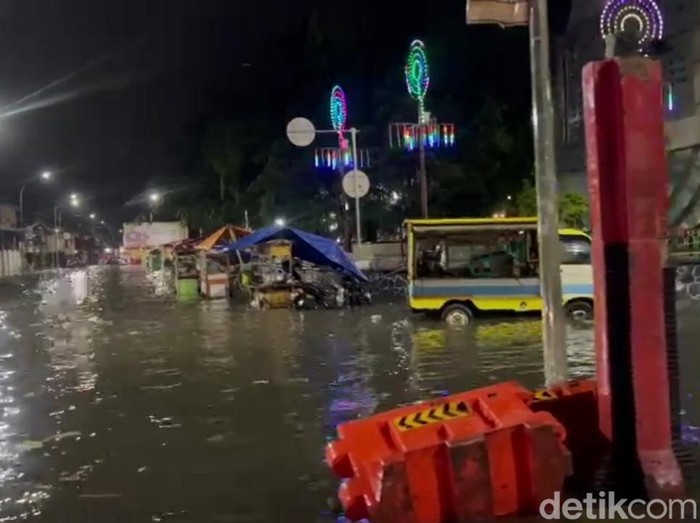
[600,0,664,46]
[405,40,430,102]
[330,85,347,133]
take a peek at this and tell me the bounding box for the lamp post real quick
[286,116,368,247]
[149,192,161,222]
[465,0,567,385]
[388,40,455,218]
[19,170,52,227]
[52,194,79,269]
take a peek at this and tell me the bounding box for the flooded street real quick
[0,266,697,521]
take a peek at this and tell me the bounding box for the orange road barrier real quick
[528,380,608,493]
[326,381,572,522]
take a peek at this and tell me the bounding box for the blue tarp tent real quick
[218,225,367,281]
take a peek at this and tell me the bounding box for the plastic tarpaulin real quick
[217,225,367,281]
[196,225,251,251]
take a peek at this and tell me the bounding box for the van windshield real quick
[560,235,591,265]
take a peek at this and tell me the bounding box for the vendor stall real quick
[195,224,250,299]
[198,251,229,299]
[218,225,369,310]
[173,248,199,301]
[146,249,163,272]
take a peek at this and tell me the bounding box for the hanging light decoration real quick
[330,85,347,134]
[600,0,664,47]
[405,40,430,102]
[314,85,371,171]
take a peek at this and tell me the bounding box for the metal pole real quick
[244,210,249,229]
[53,206,58,270]
[350,128,362,246]
[529,0,567,385]
[338,163,351,252]
[19,184,26,227]
[418,107,428,218]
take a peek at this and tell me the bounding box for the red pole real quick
[583,57,684,498]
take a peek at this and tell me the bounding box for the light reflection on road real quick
[0,267,694,521]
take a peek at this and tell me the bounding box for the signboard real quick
[122,222,187,248]
[466,0,529,26]
[342,170,370,199]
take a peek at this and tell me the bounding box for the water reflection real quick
[0,268,695,521]
[324,338,378,435]
[0,297,51,520]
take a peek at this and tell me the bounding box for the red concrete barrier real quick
[326,382,572,522]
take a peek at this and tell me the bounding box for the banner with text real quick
[122,222,188,249]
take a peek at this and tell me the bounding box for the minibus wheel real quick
[441,303,473,326]
[565,299,593,321]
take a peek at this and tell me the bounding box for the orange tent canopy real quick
[195,225,251,251]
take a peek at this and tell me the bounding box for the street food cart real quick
[173,248,199,300]
[249,240,295,308]
[198,251,230,299]
[217,225,370,310]
[195,224,251,299]
[146,249,163,272]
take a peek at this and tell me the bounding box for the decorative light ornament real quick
[600,0,664,47]
[329,85,347,133]
[405,40,430,120]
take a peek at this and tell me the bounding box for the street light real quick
[89,213,96,220]
[52,193,79,270]
[148,191,161,222]
[19,170,53,226]
[274,218,286,227]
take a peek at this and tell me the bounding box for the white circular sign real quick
[286,117,316,147]
[342,170,370,199]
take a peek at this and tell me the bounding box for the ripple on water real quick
[0,267,696,521]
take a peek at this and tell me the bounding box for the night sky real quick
[0,0,537,228]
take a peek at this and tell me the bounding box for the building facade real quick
[553,0,700,227]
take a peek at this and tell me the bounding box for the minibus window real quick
[560,235,591,264]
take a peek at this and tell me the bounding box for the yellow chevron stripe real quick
[532,389,557,401]
[393,401,471,432]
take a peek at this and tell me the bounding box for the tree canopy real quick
[156,12,537,237]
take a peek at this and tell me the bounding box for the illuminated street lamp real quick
[89,213,96,220]
[52,193,79,269]
[19,170,54,226]
[274,218,286,227]
[148,191,161,222]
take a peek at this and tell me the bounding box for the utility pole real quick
[529,0,567,385]
[350,128,362,245]
[418,110,429,218]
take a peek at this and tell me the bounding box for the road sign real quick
[342,170,369,199]
[286,117,316,147]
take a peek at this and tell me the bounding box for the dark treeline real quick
[155,1,539,236]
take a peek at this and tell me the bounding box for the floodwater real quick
[0,266,696,522]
